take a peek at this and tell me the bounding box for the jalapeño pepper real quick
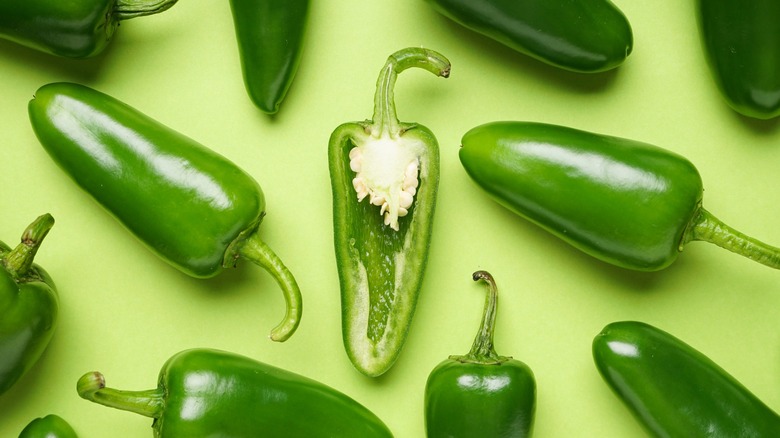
[459,121,780,271]
[28,82,301,342]
[425,271,536,438]
[0,0,178,58]
[77,348,394,437]
[593,321,780,436]
[1,214,58,396]
[19,414,78,438]
[329,47,449,377]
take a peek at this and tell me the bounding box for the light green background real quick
[2,1,780,436]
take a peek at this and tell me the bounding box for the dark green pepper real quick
[1,214,57,396]
[329,47,449,376]
[459,121,780,271]
[229,0,310,114]
[28,82,301,342]
[19,414,78,438]
[593,321,780,436]
[0,0,177,58]
[424,0,632,73]
[697,0,780,119]
[425,271,536,438]
[77,348,394,437]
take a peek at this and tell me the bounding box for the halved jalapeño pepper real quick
[28,82,301,342]
[459,121,780,271]
[329,47,449,376]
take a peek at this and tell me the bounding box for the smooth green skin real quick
[19,414,78,438]
[329,48,448,377]
[28,82,301,342]
[0,215,58,396]
[425,0,632,73]
[77,348,394,437]
[0,0,177,58]
[697,0,780,119]
[460,122,702,271]
[425,271,536,438]
[593,321,780,437]
[229,0,310,114]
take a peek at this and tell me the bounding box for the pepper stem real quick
[2,214,54,280]
[461,270,503,363]
[77,372,164,419]
[371,47,451,137]
[114,0,178,20]
[685,207,780,269]
[232,231,302,342]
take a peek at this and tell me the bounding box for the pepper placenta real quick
[77,348,394,437]
[0,0,177,58]
[19,414,78,438]
[28,82,301,342]
[229,0,310,114]
[0,214,58,396]
[459,121,780,271]
[697,0,780,119]
[424,0,632,73]
[329,47,449,377]
[593,321,780,436]
[425,271,536,438]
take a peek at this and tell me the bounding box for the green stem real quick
[114,0,178,20]
[685,207,780,269]
[235,231,302,342]
[2,214,54,280]
[77,372,164,418]
[460,270,502,363]
[371,47,451,137]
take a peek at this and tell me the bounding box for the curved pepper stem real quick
[371,47,451,137]
[453,271,506,364]
[2,214,54,280]
[685,207,780,269]
[114,0,178,19]
[77,371,164,418]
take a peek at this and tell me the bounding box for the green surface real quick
[1,1,780,436]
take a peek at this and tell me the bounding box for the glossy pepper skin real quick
[28,82,301,342]
[0,214,58,396]
[77,348,394,437]
[593,321,780,436]
[0,0,177,58]
[19,414,78,438]
[329,48,449,377]
[460,121,780,271]
[229,0,310,114]
[697,0,780,119]
[425,271,536,438]
[424,0,632,73]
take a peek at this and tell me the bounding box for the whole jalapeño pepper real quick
[19,414,78,438]
[424,0,632,73]
[77,348,394,437]
[28,82,301,342]
[329,47,449,377]
[229,0,310,114]
[1,214,58,396]
[593,321,780,436]
[425,271,536,438]
[697,0,780,119]
[0,0,178,58]
[459,121,780,271]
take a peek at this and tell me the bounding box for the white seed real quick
[380,202,388,215]
[398,207,408,217]
[349,147,362,159]
[370,194,385,206]
[399,191,413,209]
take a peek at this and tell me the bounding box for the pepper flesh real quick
[28,82,301,342]
[19,414,78,438]
[329,47,449,377]
[593,321,780,436]
[697,0,780,119]
[0,0,178,58]
[425,271,536,438]
[0,214,58,396]
[229,0,310,114]
[459,121,780,271]
[77,348,394,437]
[424,0,632,73]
